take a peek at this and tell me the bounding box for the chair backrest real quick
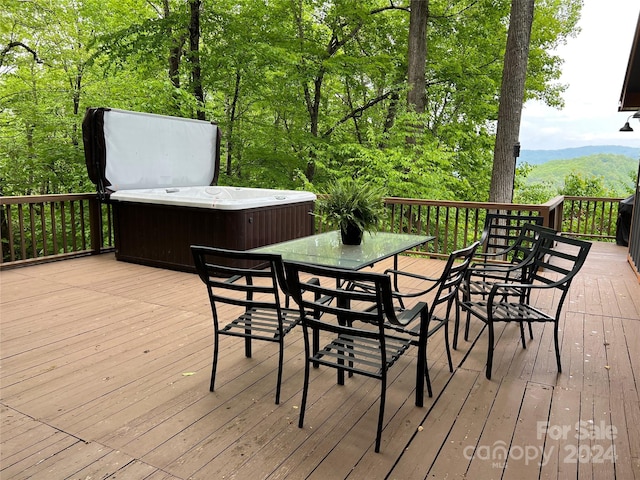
[503,222,557,267]
[526,232,592,294]
[479,213,545,260]
[191,245,288,318]
[428,241,479,316]
[284,262,400,332]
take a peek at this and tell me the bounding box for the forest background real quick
[1,0,636,202]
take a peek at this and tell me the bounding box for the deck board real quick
[1,242,638,479]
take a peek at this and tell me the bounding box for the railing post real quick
[556,197,565,232]
[540,196,565,232]
[89,196,103,254]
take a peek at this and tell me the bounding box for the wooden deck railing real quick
[561,196,623,241]
[317,196,567,259]
[1,194,114,268]
[0,193,623,268]
[385,195,624,254]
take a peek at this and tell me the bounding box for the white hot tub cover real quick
[82,107,221,196]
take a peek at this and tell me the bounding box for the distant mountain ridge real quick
[521,153,638,195]
[518,145,639,165]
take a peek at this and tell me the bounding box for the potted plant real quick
[317,178,386,245]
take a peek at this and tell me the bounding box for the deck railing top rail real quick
[383,195,565,212]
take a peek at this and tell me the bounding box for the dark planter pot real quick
[341,223,363,245]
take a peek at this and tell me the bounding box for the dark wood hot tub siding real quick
[112,200,315,272]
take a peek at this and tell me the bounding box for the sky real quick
[519,0,640,151]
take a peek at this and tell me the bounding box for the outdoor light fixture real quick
[619,110,640,132]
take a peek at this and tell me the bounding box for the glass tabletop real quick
[251,231,433,270]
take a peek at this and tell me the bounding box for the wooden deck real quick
[1,242,639,479]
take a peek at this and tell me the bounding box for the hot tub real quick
[83,108,316,272]
[110,185,314,210]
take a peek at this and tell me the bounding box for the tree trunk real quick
[226,70,241,176]
[489,0,535,203]
[163,0,181,89]
[189,0,205,120]
[407,0,428,114]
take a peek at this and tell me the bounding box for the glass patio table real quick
[251,230,433,271]
[253,230,434,356]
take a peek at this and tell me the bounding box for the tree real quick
[188,0,205,120]
[407,0,428,115]
[0,0,582,200]
[489,0,535,203]
[560,172,611,197]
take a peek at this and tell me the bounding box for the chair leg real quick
[486,321,494,380]
[528,321,534,340]
[275,338,284,405]
[337,346,345,385]
[312,327,320,368]
[519,322,527,349]
[453,297,461,350]
[425,360,433,399]
[424,338,433,399]
[444,319,453,372]
[210,333,219,392]
[375,373,387,453]
[464,310,471,342]
[554,323,562,373]
[298,358,311,429]
[415,343,425,407]
[244,336,252,358]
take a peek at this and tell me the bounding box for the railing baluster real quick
[434,206,441,254]
[80,200,87,250]
[608,200,616,238]
[6,204,16,262]
[39,203,48,256]
[61,201,68,253]
[443,206,450,253]
[70,201,78,252]
[453,207,460,251]
[51,202,58,255]
[18,204,26,261]
[29,203,37,258]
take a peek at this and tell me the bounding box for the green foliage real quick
[1,0,583,201]
[524,154,636,196]
[316,178,386,234]
[513,181,556,204]
[559,171,612,197]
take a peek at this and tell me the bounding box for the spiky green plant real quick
[317,178,386,234]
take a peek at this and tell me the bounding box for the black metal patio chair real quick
[459,231,591,379]
[456,223,556,349]
[191,246,301,404]
[284,261,428,453]
[381,241,479,389]
[476,212,544,262]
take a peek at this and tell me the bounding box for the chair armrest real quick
[384,268,440,283]
[386,301,427,328]
[383,269,441,299]
[487,277,568,304]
